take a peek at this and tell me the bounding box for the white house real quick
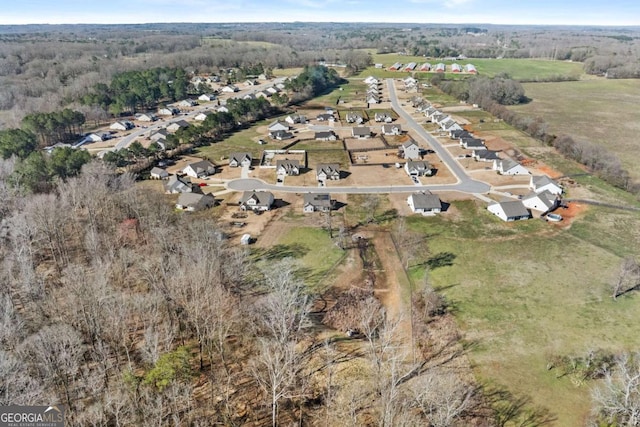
[400,140,421,160]
[150,167,169,180]
[364,76,379,85]
[374,112,393,123]
[382,124,402,136]
[228,152,252,168]
[137,113,157,122]
[221,85,239,93]
[530,175,563,195]
[472,149,500,162]
[166,120,189,133]
[198,93,217,102]
[404,161,432,177]
[183,160,216,178]
[178,99,198,108]
[460,137,485,150]
[487,200,531,222]
[522,190,559,214]
[110,121,134,131]
[345,112,364,124]
[268,121,290,132]
[314,131,337,141]
[407,191,442,215]
[194,111,213,121]
[276,160,300,176]
[240,191,274,211]
[176,193,216,212]
[303,193,333,213]
[316,163,340,181]
[157,107,177,116]
[285,114,306,125]
[493,158,530,175]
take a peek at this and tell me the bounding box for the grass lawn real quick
[403,200,640,426]
[260,226,345,290]
[510,79,640,180]
[314,79,368,106]
[194,119,272,162]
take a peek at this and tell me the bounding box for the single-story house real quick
[150,167,169,180]
[366,94,380,104]
[198,93,217,102]
[149,129,168,142]
[266,87,280,95]
[493,158,530,176]
[240,191,274,211]
[450,129,471,140]
[404,160,433,177]
[276,160,300,176]
[364,76,379,85]
[382,124,402,136]
[228,152,253,168]
[178,99,198,108]
[316,113,335,122]
[285,114,307,125]
[472,149,500,162]
[183,160,216,178]
[530,175,563,195]
[303,193,334,213]
[315,131,337,141]
[522,190,559,214]
[441,119,462,132]
[487,200,531,222]
[316,163,340,181]
[270,130,294,140]
[176,193,216,212]
[83,133,103,143]
[137,113,157,122]
[407,191,442,215]
[157,107,178,116]
[215,105,229,113]
[268,120,290,132]
[166,120,189,133]
[110,121,134,131]
[400,140,421,160]
[194,111,213,121]
[352,126,371,139]
[245,79,259,86]
[164,175,202,194]
[460,137,485,150]
[221,85,239,93]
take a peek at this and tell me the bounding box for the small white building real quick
[522,190,559,214]
[183,160,216,178]
[400,140,420,160]
[407,191,442,215]
[487,200,530,222]
[150,167,169,180]
[493,158,530,176]
[530,175,563,195]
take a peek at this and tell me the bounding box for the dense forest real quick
[1,23,640,128]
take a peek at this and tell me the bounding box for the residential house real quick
[157,107,178,116]
[270,130,293,140]
[176,193,216,212]
[276,160,300,176]
[198,93,217,102]
[285,114,307,125]
[366,94,380,104]
[460,137,486,150]
[382,124,402,136]
[275,82,286,90]
[472,149,500,162]
[149,129,168,143]
[403,77,417,86]
[400,140,421,160]
[215,105,229,113]
[83,133,103,143]
[228,152,252,168]
[183,160,216,178]
[303,193,334,213]
[166,120,189,133]
[164,175,202,194]
[137,113,157,122]
[221,85,239,93]
[268,121,290,132]
[194,111,213,121]
[352,126,371,139]
[404,160,433,177]
[441,119,462,132]
[254,91,269,99]
[407,191,442,215]
[110,121,134,131]
[364,76,379,85]
[522,190,559,214]
[493,158,530,176]
[314,131,337,141]
[316,163,340,181]
[316,113,335,122]
[266,87,280,95]
[240,191,274,211]
[178,99,198,108]
[487,200,531,222]
[374,112,393,123]
[345,112,364,124]
[450,129,471,139]
[245,79,259,86]
[530,175,563,195]
[150,167,169,179]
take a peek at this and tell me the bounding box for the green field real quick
[194,118,273,162]
[404,199,640,426]
[359,53,585,81]
[510,79,640,180]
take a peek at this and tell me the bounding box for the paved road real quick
[99,78,287,156]
[225,79,491,196]
[385,78,490,194]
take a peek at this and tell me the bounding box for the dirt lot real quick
[344,137,387,151]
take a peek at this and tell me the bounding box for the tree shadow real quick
[425,252,456,269]
[481,385,557,427]
[257,243,309,261]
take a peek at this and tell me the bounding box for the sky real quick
[1,0,639,26]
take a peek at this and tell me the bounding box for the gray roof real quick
[406,160,431,171]
[229,152,252,164]
[276,159,300,170]
[317,163,340,176]
[315,131,335,139]
[410,191,441,210]
[532,175,559,188]
[382,124,402,134]
[496,158,519,171]
[240,191,274,206]
[462,137,485,148]
[150,167,168,176]
[498,200,530,218]
[523,190,557,210]
[176,193,215,209]
[303,193,332,209]
[474,150,500,160]
[352,126,371,137]
[186,160,215,174]
[402,140,419,149]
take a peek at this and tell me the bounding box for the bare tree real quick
[592,353,640,426]
[612,257,640,300]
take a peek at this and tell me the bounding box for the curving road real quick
[225,79,491,196]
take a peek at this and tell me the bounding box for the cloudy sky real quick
[1,0,639,26]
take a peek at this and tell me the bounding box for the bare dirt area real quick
[350,148,400,165]
[348,164,411,186]
[344,137,387,151]
[475,171,531,188]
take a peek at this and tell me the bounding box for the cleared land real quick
[510,79,640,180]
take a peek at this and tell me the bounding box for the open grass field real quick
[404,199,640,426]
[357,53,585,81]
[509,79,640,180]
[194,118,276,163]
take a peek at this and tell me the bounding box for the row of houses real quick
[388,62,477,73]
[487,175,563,221]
